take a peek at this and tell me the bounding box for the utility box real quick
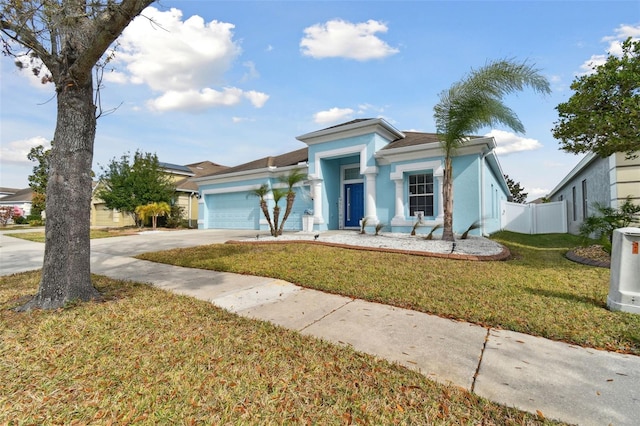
[302,215,314,232]
[607,227,640,314]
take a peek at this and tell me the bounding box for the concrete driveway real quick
[0,229,257,275]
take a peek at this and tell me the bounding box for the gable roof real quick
[159,162,194,176]
[0,187,33,203]
[384,132,442,149]
[0,187,21,197]
[176,161,229,191]
[199,148,308,179]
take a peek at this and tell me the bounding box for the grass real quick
[136,231,640,355]
[0,272,559,425]
[5,227,141,242]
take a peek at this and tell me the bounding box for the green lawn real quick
[5,227,141,242]
[136,231,639,355]
[1,272,560,424]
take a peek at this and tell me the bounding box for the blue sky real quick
[1,1,639,201]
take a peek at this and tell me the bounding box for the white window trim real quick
[390,161,444,226]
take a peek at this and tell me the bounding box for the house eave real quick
[547,152,599,198]
[376,136,495,164]
[296,118,405,146]
[193,163,309,187]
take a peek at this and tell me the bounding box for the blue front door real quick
[344,183,364,228]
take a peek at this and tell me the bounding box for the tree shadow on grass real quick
[524,287,607,309]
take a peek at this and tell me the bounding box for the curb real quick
[565,250,610,268]
[226,239,512,261]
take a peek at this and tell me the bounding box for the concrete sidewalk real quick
[2,230,639,425]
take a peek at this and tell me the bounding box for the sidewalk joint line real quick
[471,327,491,393]
[298,297,356,332]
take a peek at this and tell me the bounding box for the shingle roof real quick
[0,187,33,203]
[176,161,229,191]
[159,162,194,175]
[383,132,442,149]
[203,148,308,178]
[0,187,21,196]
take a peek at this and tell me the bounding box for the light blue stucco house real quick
[195,118,510,236]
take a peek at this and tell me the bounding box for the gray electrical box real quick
[607,227,640,314]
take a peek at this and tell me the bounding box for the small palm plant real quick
[460,220,482,239]
[360,217,369,234]
[375,223,385,236]
[410,217,423,236]
[271,188,287,237]
[249,184,275,236]
[277,168,307,236]
[135,202,171,230]
[424,224,442,240]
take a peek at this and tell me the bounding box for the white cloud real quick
[147,87,245,112]
[232,117,255,123]
[116,7,240,91]
[109,7,267,112]
[0,136,50,166]
[487,130,543,155]
[527,187,550,200]
[242,61,260,81]
[244,90,269,108]
[300,19,399,61]
[579,24,640,75]
[313,107,355,124]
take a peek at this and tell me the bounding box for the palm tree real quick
[250,184,276,236]
[433,59,551,241]
[277,168,308,236]
[135,202,171,230]
[271,188,287,237]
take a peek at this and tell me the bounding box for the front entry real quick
[344,183,364,228]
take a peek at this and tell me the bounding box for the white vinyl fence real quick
[501,200,567,234]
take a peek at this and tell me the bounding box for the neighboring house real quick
[195,118,511,236]
[0,187,21,199]
[547,151,640,235]
[90,181,137,227]
[0,187,33,218]
[90,160,227,227]
[168,161,229,227]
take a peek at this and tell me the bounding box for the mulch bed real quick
[566,245,611,268]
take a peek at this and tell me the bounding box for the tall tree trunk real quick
[441,156,455,242]
[278,192,296,236]
[272,206,281,237]
[259,200,275,236]
[17,78,100,311]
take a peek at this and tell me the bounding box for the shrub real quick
[164,205,185,228]
[580,196,640,252]
[13,216,28,225]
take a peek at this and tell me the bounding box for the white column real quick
[364,173,378,223]
[392,179,404,221]
[434,166,444,220]
[312,179,324,224]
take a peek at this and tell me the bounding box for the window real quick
[343,167,360,181]
[582,179,588,219]
[409,173,434,216]
[572,186,577,221]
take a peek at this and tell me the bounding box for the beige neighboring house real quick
[90,160,227,228]
[90,181,136,227]
[171,161,228,227]
[547,151,640,235]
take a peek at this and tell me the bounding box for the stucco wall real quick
[550,156,610,235]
